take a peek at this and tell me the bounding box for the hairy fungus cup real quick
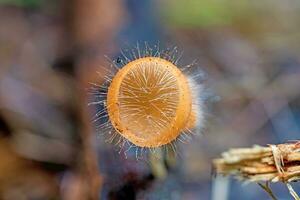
[107,57,195,147]
[89,44,206,153]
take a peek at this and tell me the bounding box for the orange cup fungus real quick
[106,57,196,148]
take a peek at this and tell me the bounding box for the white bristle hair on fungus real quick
[88,43,207,158]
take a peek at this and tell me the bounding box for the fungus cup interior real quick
[107,57,195,147]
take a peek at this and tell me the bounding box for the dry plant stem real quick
[213,141,300,200]
[257,182,278,200]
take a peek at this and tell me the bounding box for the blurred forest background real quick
[0,0,300,199]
